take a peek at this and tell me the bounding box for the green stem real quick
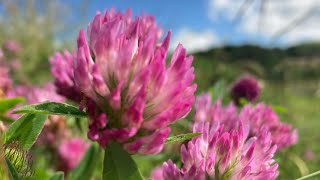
[296,170,320,180]
[288,152,309,176]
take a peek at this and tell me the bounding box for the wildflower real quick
[8,83,68,147]
[9,59,21,70]
[36,115,69,148]
[0,49,3,59]
[194,94,238,129]
[70,9,196,154]
[193,93,212,122]
[10,83,65,104]
[230,75,261,105]
[0,64,12,98]
[57,138,89,173]
[50,50,83,103]
[194,94,297,150]
[151,166,165,180]
[239,104,298,149]
[303,148,315,161]
[3,40,21,54]
[154,122,278,180]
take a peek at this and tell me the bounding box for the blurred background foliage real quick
[0,0,319,179]
[0,0,89,84]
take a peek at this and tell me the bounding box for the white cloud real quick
[208,0,243,21]
[208,0,320,45]
[170,28,220,53]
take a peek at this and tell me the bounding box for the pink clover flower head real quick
[303,148,315,161]
[157,122,278,180]
[6,83,67,138]
[239,103,298,149]
[10,83,65,104]
[3,40,21,53]
[0,49,3,59]
[58,138,89,172]
[151,166,165,180]
[73,8,196,154]
[194,93,212,122]
[194,94,238,130]
[50,50,83,103]
[36,115,69,148]
[0,64,12,97]
[194,94,297,150]
[10,58,21,70]
[230,75,261,105]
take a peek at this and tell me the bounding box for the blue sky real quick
[76,0,212,32]
[64,0,320,52]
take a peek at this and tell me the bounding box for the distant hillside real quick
[192,43,320,91]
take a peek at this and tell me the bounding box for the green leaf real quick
[1,133,6,144]
[6,157,19,180]
[239,98,249,106]
[5,113,47,150]
[272,105,288,114]
[49,172,64,180]
[209,80,226,102]
[75,118,83,133]
[0,97,24,113]
[0,114,14,124]
[13,101,86,118]
[69,143,100,180]
[103,142,143,180]
[165,132,201,145]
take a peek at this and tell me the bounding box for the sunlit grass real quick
[262,81,320,179]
